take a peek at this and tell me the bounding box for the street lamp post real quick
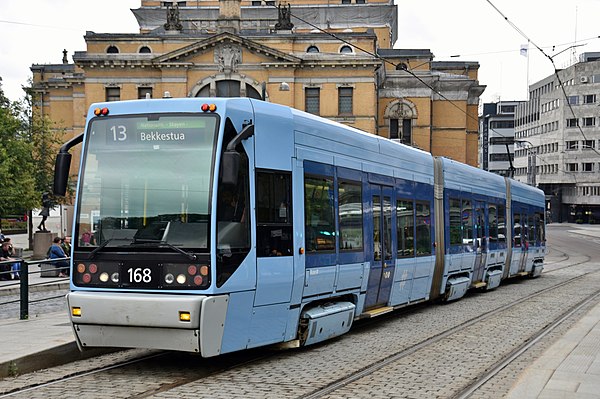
[515,140,536,186]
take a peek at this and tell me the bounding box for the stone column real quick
[33,232,58,260]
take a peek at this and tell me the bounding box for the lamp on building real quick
[279,82,290,91]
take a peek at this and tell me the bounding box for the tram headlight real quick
[74,261,120,287]
[99,272,109,283]
[162,263,210,289]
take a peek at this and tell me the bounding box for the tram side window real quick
[462,199,473,246]
[383,196,392,261]
[338,180,363,251]
[449,198,462,246]
[497,204,506,245]
[305,175,335,252]
[513,212,521,247]
[256,171,293,257]
[527,213,535,245]
[488,204,498,244]
[536,212,545,245]
[397,199,414,257]
[415,201,431,256]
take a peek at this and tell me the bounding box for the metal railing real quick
[0,257,70,320]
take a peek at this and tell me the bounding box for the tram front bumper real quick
[66,291,229,356]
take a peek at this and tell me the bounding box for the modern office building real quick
[479,101,522,176]
[29,0,484,180]
[514,52,600,223]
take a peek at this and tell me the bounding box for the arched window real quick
[340,45,353,54]
[385,100,417,145]
[106,46,119,54]
[307,45,320,53]
[196,80,262,99]
[139,46,152,54]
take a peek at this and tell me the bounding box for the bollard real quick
[19,261,29,320]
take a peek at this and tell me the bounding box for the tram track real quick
[3,267,594,398]
[453,289,600,399]
[299,265,600,399]
[1,226,596,398]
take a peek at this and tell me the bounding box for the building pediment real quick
[152,32,302,67]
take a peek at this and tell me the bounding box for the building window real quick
[106,45,119,54]
[340,45,353,54]
[139,46,152,54]
[305,88,320,115]
[306,45,319,53]
[489,137,514,145]
[490,120,515,129]
[138,87,153,99]
[341,0,351,3]
[566,140,579,150]
[584,94,596,104]
[567,163,579,172]
[568,95,578,105]
[500,104,516,113]
[583,163,594,172]
[105,87,120,102]
[583,117,595,127]
[583,140,595,150]
[216,80,241,97]
[338,87,353,115]
[252,1,261,4]
[567,118,578,127]
[355,0,366,3]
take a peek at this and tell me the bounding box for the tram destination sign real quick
[90,116,217,148]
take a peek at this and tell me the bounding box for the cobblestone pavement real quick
[0,225,597,398]
[0,289,69,320]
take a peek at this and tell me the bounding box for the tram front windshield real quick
[75,114,218,251]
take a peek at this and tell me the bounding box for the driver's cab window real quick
[216,119,251,287]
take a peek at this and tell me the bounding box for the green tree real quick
[0,81,37,217]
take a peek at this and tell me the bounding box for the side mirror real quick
[221,151,240,186]
[53,152,72,196]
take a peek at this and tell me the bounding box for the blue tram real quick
[53,98,546,356]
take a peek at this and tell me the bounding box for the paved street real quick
[0,224,599,398]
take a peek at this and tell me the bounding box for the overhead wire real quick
[485,0,600,159]
[280,1,592,182]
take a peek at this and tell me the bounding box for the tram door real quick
[365,185,395,310]
[472,202,487,283]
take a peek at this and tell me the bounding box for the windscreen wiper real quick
[88,239,116,260]
[131,239,198,261]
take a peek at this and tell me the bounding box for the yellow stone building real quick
[30,0,484,172]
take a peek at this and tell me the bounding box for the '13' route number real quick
[110,125,127,141]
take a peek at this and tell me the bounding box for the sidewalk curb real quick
[0,342,119,379]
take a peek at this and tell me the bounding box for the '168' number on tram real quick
[127,268,152,283]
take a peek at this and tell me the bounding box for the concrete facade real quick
[515,52,600,223]
[479,101,523,176]
[29,0,484,180]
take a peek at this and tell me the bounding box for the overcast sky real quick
[1,0,600,105]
